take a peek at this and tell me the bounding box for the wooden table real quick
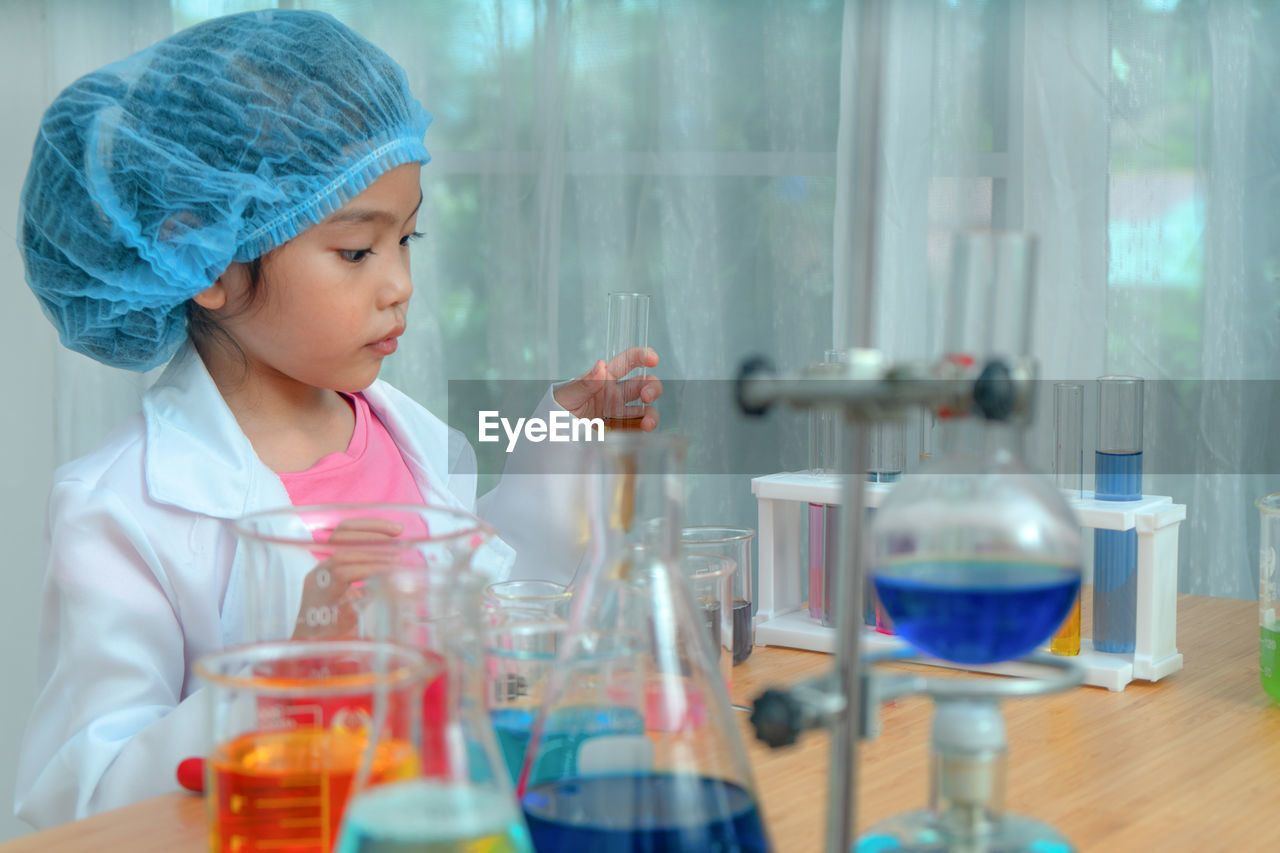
[3,594,1276,852]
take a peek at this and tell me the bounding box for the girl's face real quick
[203,162,423,396]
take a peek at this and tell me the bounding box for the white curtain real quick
[20,0,1280,601]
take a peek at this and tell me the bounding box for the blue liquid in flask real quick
[336,779,533,852]
[501,705,646,786]
[521,773,769,853]
[491,708,536,783]
[873,559,1079,664]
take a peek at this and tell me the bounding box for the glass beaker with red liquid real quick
[196,640,431,853]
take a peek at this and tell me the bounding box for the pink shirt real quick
[277,393,425,507]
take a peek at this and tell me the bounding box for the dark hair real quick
[186,256,265,376]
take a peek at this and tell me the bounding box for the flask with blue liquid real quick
[868,231,1083,666]
[516,431,770,853]
[858,231,1085,851]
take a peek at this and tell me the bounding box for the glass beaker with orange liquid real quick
[196,640,430,853]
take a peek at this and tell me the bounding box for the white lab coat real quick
[14,342,587,829]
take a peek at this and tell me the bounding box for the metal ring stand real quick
[855,652,1086,852]
[864,650,1085,711]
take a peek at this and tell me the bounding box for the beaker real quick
[232,502,500,644]
[196,640,431,853]
[867,421,906,483]
[681,551,737,691]
[681,526,757,664]
[1256,494,1280,704]
[519,432,770,852]
[337,566,535,851]
[485,612,569,784]
[485,579,574,619]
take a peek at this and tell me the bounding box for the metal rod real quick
[826,416,871,853]
[830,0,887,834]
[835,0,887,355]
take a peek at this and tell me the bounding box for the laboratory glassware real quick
[485,580,574,619]
[1093,376,1144,653]
[874,231,1081,664]
[604,291,651,430]
[196,640,431,853]
[856,231,1085,851]
[681,551,738,691]
[808,345,849,617]
[868,421,1083,664]
[1051,382,1084,656]
[337,565,535,852]
[519,432,770,852]
[808,349,849,623]
[485,612,569,784]
[868,421,906,483]
[231,502,499,644]
[682,526,757,665]
[1256,493,1280,703]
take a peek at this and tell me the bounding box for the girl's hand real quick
[554,346,663,430]
[292,517,403,640]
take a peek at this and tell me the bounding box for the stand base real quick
[753,609,1182,692]
[858,809,1076,852]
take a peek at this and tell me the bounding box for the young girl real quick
[14,10,659,829]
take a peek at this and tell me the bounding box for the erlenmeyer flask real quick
[335,564,534,851]
[517,432,771,852]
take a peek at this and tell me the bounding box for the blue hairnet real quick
[19,10,432,371]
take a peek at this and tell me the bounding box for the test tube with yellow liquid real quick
[1050,383,1083,656]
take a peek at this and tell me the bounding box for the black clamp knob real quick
[736,355,776,417]
[973,360,1015,421]
[750,688,803,748]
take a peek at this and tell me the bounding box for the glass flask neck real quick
[586,433,687,579]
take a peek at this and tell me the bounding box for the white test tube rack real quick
[752,471,1186,692]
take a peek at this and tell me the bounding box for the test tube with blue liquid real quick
[1092,375,1143,654]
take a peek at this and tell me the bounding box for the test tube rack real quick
[752,471,1186,691]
